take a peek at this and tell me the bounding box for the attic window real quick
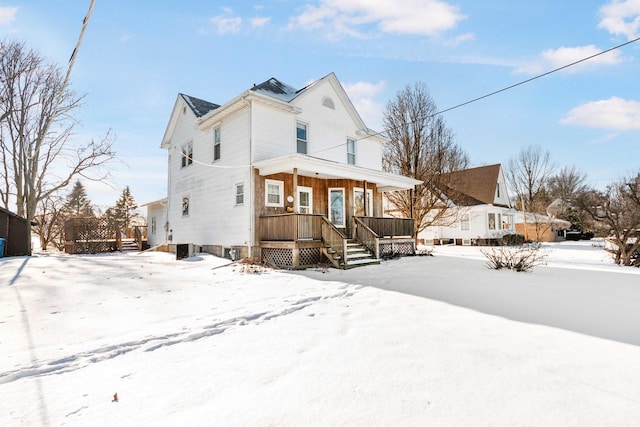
[183,106,187,114]
[322,97,335,109]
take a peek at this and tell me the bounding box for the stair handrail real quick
[353,216,380,260]
[320,216,347,267]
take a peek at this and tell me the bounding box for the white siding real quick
[166,104,252,247]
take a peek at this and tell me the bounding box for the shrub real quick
[481,244,547,272]
[502,233,525,246]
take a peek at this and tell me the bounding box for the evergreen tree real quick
[107,186,138,229]
[63,180,94,216]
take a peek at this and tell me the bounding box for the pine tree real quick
[108,186,138,229]
[63,180,94,216]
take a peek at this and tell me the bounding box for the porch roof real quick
[253,154,422,192]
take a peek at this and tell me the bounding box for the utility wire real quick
[344,35,640,147]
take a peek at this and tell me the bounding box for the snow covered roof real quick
[250,77,300,102]
[180,94,220,118]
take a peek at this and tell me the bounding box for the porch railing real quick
[355,216,414,238]
[353,217,379,259]
[259,214,323,241]
[321,217,347,266]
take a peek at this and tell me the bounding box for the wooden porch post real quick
[363,180,368,216]
[293,167,298,213]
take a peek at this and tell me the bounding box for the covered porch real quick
[253,154,421,269]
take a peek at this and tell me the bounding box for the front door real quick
[328,188,345,227]
[297,186,312,214]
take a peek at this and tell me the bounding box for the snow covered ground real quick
[1,241,639,426]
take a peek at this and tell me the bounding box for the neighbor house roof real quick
[439,164,505,207]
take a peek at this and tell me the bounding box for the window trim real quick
[181,142,193,168]
[353,187,373,217]
[182,196,190,217]
[488,212,496,230]
[213,127,221,161]
[460,213,470,231]
[265,179,284,207]
[328,187,346,227]
[347,138,356,165]
[235,183,244,206]
[297,186,313,214]
[296,121,308,154]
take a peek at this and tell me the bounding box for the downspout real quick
[248,97,255,259]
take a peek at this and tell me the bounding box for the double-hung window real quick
[181,142,193,168]
[488,213,496,230]
[265,179,284,207]
[461,214,470,231]
[296,122,308,154]
[235,183,244,205]
[213,127,221,161]
[347,138,356,165]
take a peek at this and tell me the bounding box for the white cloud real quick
[445,32,475,47]
[599,0,640,40]
[0,6,17,25]
[561,97,640,130]
[251,16,270,28]
[289,0,465,39]
[343,80,386,130]
[210,10,242,34]
[516,45,623,75]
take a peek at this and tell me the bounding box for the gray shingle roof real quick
[250,77,300,102]
[180,94,220,118]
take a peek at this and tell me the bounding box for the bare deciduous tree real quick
[383,82,469,238]
[576,173,640,266]
[505,145,553,213]
[0,39,115,253]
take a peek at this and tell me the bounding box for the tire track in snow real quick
[0,287,357,384]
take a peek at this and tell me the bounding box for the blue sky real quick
[1,0,639,210]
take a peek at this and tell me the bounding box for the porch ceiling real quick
[253,154,422,192]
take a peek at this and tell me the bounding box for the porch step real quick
[121,239,139,252]
[344,240,379,268]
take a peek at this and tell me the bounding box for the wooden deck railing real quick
[353,217,379,259]
[321,217,347,265]
[355,216,414,238]
[259,214,324,241]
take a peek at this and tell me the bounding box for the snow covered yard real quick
[1,242,640,426]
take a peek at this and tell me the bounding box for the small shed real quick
[0,207,31,257]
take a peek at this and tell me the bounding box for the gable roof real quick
[180,94,220,118]
[439,164,505,207]
[250,78,300,102]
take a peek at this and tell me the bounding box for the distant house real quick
[515,212,571,242]
[0,207,30,257]
[150,73,421,268]
[417,164,516,246]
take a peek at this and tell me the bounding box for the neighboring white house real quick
[150,73,421,268]
[418,164,517,245]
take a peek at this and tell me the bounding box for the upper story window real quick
[347,138,356,165]
[296,122,307,154]
[213,127,221,161]
[265,179,284,207]
[181,142,193,168]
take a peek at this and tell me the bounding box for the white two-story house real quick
[147,73,421,268]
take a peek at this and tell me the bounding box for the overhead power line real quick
[347,34,640,146]
[433,35,640,117]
